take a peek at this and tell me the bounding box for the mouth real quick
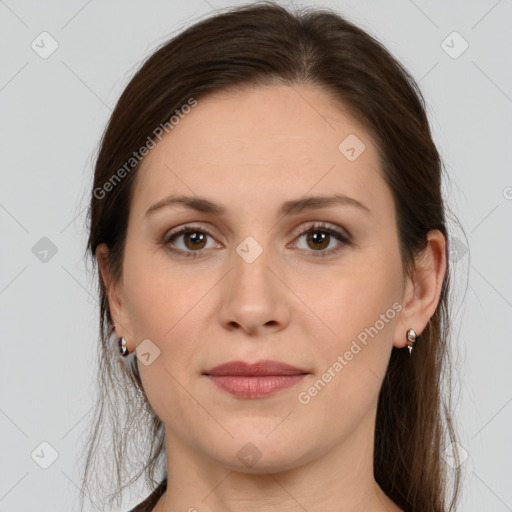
[203,360,309,399]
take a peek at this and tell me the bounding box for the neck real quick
[152,408,402,512]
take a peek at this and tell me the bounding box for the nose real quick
[217,245,291,337]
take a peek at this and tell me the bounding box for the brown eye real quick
[305,230,330,251]
[181,230,208,250]
[292,223,351,258]
[164,226,217,258]
[163,222,351,259]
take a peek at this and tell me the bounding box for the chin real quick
[203,434,313,474]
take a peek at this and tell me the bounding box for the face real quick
[101,83,410,473]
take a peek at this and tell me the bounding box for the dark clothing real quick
[128,479,167,512]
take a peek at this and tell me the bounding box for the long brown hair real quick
[81,2,463,510]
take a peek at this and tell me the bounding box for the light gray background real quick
[1,0,511,511]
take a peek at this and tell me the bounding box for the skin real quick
[97,83,446,512]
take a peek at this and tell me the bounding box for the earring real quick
[119,337,129,356]
[406,328,417,356]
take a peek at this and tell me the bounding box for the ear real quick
[96,243,134,350]
[393,229,447,349]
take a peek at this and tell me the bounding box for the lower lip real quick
[206,374,307,398]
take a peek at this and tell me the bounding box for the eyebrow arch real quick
[145,193,371,218]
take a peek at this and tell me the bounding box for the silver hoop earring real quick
[406,328,417,356]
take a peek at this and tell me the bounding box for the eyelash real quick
[162,222,352,259]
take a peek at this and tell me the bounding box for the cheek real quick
[122,246,206,412]
[309,258,399,343]
[122,244,199,338]
[307,253,401,395]
[299,282,399,440]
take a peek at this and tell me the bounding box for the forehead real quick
[132,83,389,219]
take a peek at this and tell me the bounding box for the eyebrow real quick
[145,193,371,218]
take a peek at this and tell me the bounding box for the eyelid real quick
[290,221,351,242]
[163,221,352,258]
[163,224,220,254]
[288,222,352,257]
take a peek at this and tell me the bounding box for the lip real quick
[204,360,308,376]
[203,360,309,399]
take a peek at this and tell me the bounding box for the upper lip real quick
[204,360,309,376]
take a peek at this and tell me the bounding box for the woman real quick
[81,2,463,511]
